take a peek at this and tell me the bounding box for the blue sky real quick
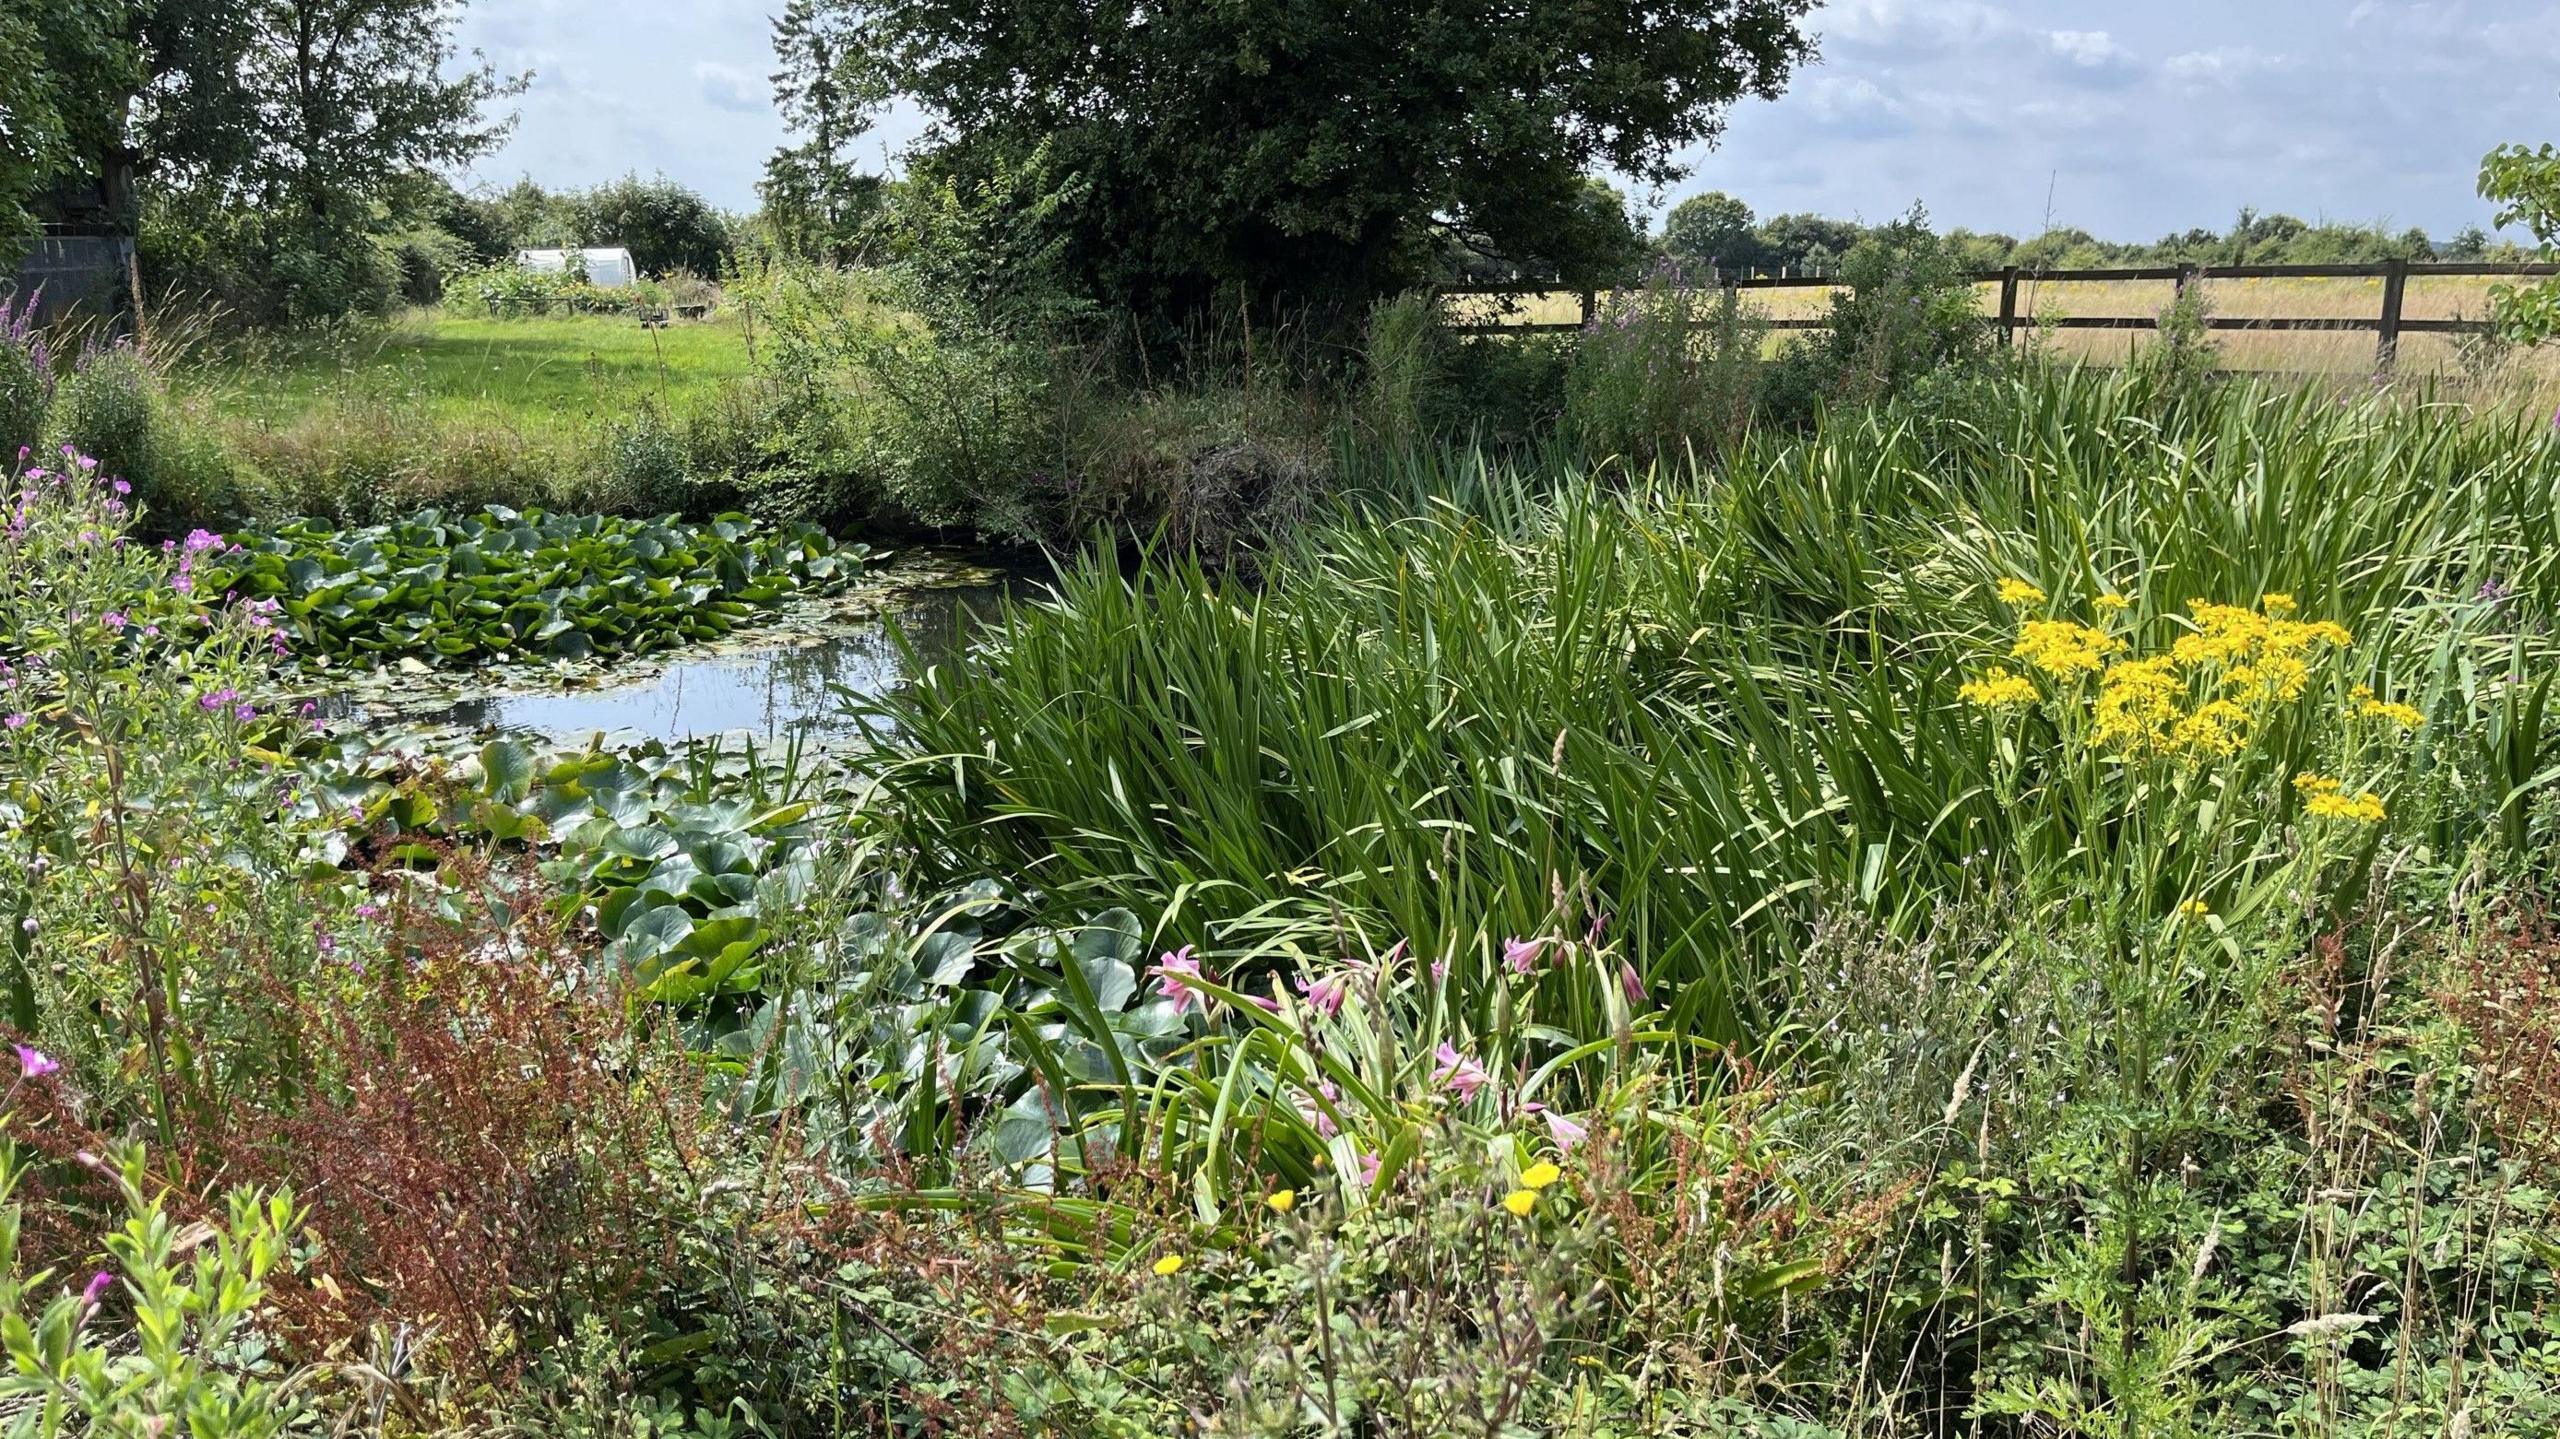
[455,0,2560,241]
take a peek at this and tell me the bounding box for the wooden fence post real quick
[1997,267,2020,346]
[2376,258,2407,373]
[1579,288,1597,329]
[2174,263,2198,299]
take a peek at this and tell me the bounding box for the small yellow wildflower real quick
[1502,1189,1538,1218]
[2094,592,2132,612]
[2013,620,2119,680]
[2305,790,2387,823]
[1266,1189,1296,1213]
[2090,657,2183,755]
[1996,578,2048,606]
[1520,1161,1563,1191]
[2178,899,2212,918]
[2356,697,2426,731]
[2169,699,2251,759]
[1153,1254,1185,1277]
[2294,772,2342,798]
[2262,592,2298,615]
[1958,666,2037,710]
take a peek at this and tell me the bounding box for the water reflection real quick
[323,576,1016,746]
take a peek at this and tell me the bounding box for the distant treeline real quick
[1654,193,2527,277]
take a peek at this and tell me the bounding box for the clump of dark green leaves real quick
[208,506,867,668]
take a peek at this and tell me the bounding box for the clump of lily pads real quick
[205,506,868,668]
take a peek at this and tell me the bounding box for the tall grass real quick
[870,368,2560,1043]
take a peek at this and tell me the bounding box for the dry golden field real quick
[1445,273,2557,398]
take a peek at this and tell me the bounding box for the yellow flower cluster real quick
[1968,594,2365,767]
[2013,620,2120,680]
[2088,656,2183,753]
[2349,686,2426,731]
[1958,666,2038,710]
[2169,600,2352,705]
[2295,773,2387,823]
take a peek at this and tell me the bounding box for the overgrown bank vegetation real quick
[2,358,2558,1433]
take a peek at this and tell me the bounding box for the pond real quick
[313,552,1029,747]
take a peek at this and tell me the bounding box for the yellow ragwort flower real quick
[1266,1189,1296,1213]
[1958,666,2038,710]
[1502,1189,1539,1218]
[2169,698,2251,759]
[2013,620,2119,680]
[2094,593,2132,612]
[1520,1161,1563,1191]
[1153,1253,1186,1276]
[2178,899,2213,918]
[2090,657,2183,755]
[2356,697,2426,731]
[1996,578,2048,606]
[2294,772,2342,798]
[2262,592,2298,615]
[2305,790,2387,824]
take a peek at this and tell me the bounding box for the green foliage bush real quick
[0,292,50,461]
[1564,260,1765,467]
[1763,210,1994,421]
[140,202,401,328]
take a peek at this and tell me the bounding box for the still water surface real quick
[320,563,1020,746]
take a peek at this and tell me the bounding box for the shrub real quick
[1564,258,1765,468]
[603,400,695,513]
[0,291,50,462]
[1764,209,1992,422]
[49,347,244,530]
[139,201,400,328]
[2129,281,2222,405]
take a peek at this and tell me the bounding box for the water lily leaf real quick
[479,739,536,804]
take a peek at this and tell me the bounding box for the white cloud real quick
[2162,46,2288,85]
[694,62,766,115]
[2047,30,2123,67]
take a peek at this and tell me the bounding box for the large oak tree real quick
[820,0,1817,323]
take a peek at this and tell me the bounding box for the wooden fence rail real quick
[1438,261,2560,371]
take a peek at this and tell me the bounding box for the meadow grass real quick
[173,309,756,440]
[1449,273,2553,392]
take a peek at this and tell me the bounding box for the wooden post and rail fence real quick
[1437,261,2560,372]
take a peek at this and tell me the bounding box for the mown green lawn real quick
[177,310,758,438]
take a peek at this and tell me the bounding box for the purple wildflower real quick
[13,1045,57,1079]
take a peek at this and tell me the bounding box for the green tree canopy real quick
[821,0,1816,325]
[1659,191,1762,272]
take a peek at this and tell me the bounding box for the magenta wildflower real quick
[1502,936,1544,975]
[1298,969,1353,1018]
[1354,1151,1382,1189]
[71,1269,112,1327]
[1153,946,1208,1013]
[13,1045,58,1079]
[2,713,26,731]
[1618,961,1648,1007]
[1433,1043,1492,1103]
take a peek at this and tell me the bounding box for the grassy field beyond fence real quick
[1446,270,2549,384]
